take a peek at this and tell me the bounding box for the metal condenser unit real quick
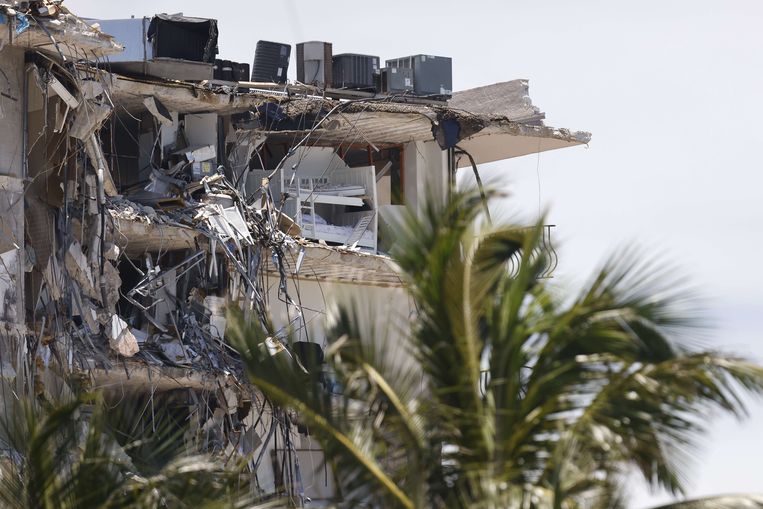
[332,53,380,91]
[252,40,291,84]
[386,54,452,98]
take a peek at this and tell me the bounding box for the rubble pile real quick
[16,55,316,498]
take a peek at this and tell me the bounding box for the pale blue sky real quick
[69,1,763,505]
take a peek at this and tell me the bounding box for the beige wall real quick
[257,275,413,504]
[262,274,413,347]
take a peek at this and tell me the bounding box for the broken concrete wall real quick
[22,62,123,377]
[0,46,26,328]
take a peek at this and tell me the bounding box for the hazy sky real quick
[68,1,763,506]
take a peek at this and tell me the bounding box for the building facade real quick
[0,4,589,505]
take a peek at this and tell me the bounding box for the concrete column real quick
[404,140,448,217]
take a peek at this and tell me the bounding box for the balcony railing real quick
[506,224,558,279]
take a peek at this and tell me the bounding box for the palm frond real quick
[226,189,763,508]
[227,306,417,509]
[0,393,253,509]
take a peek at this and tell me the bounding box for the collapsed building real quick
[0,3,590,505]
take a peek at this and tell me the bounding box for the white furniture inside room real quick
[252,146,378,252]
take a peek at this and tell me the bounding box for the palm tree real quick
[228,190,763,508]
[0,394,257,509]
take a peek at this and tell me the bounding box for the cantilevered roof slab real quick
[104,72,589,164]
[455,122,590,168]
[449,80,590,167]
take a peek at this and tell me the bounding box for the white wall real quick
[403,140,448,217]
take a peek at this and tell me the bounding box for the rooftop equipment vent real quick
[296,41,333,88]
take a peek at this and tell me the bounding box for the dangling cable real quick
[455,145,492,225]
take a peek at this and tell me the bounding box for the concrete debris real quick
[158,338,191,365]
[0,3,123,58]
[65,241,97,299]
[42,255,63,301]
[143,96,174,126]
[81,301,100,333]
[185,144,217,164]
[48,76,80,109]
[102,261,122,311]
[0,250,18,324]
[108,315,139,357]
[221,385,238,414]
[109,200,161,224]
[103,243,120,261]
[84,134,118,196]
[36,3,60,17]
[69,101,111,141]
[81,79,105,100]
[0,361,16,380]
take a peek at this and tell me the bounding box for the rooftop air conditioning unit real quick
[386,54,452,98]
[380,67,414,94]
[332,53,379,91]
[213,59,249,81]
[252,40,291,84]
[91,14,218,81]
[296,41,332,88]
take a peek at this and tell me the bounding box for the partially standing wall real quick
[0,46,27,395]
